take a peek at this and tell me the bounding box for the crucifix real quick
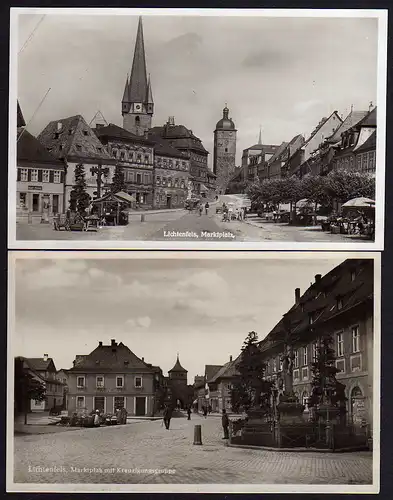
[90,163,110,199]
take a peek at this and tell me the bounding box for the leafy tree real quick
[326,169,375,203]
[111,164,126,194]
[231,331,273,413]
[14,358,46,425]
[69,163,90,215]
[308,335,347,415]
[302,174,331,207]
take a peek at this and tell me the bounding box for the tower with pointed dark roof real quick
[168,354,189,408]
[213,104,237,194]
[122,17,154,136]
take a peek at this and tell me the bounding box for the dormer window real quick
[83,130,88,136]
[76,145,82,152]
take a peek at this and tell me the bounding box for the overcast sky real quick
[13,255,343,381]
[16,12,378,167]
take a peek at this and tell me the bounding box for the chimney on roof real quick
[295,288,301,305]
[315,274,322,283]
[230,355,233,362]
[43,353,48,362]
[98,341,103,347]
[111,339,116,346]
[369,101,373,112]
[142,357,144,362]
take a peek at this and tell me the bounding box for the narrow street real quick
[13,414,372,485]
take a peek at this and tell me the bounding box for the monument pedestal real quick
[277,393,305,425]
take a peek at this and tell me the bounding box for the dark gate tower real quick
[213,104,237,194]
[122,17,154,136]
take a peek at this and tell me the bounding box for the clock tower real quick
[122,16,154,136]
[213,105,237,194]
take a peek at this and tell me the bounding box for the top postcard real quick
[8,8,388,250]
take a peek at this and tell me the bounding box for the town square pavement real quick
[13,414,372,485]
[15,208,366,243]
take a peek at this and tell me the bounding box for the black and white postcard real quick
[8,8,388,250]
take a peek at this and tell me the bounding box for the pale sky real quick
[13,256,343,382]
[16,12,378,167]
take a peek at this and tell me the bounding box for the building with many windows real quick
[207,355,240,412]
[16,102,65,222]
[15,354,64,412]
[67,339,163,416]
[93,123,155,207]
[259,259,374,429]
[38,115,116,208]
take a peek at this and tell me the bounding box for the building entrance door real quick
[166,196,172,208]
[135,396,146,416]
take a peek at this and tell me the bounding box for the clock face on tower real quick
[134,103,142,112]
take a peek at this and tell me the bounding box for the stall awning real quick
[92,191,136,205]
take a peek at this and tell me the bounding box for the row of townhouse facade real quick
[194,258,374,430]
[237,105,377,187]
[259,258,374,429]
[16,104,214,221]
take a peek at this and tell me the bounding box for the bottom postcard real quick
[7,251,380,493]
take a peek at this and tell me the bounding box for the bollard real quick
[193,424,202,445]
[140,214,145,223]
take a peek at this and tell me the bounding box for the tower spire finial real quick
[258,126,262,145]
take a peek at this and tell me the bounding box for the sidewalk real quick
[128,208,185,215]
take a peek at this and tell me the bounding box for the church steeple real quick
[122,16,154,135]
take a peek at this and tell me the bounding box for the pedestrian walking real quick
[205,201,209,215]
[222,409,229,439]
[199,204,203,217]
[163,405,173,430]
[187,407,191,420]
[203,406,208,419]
[94,410,100,427]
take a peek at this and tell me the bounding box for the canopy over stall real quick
[91,191,136,225]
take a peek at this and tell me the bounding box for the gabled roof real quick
[17,129,64,167]
[24,357,56,372]
[327,110,369,142]
[168,355,187,373]
[355,130,376,153]
[93,123,155,146]
[259,259,373,352]
[267,141,288,164]
[357,106,377,128]
[209,357,240,382]
[148,125,209,154]
[205,364,223,382]
[68,340,156,373]
[38,115,113,162]
[17,101,26,128]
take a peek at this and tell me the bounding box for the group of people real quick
[222,203,247,222]
[198,201,210,216]
[162,404,230,439]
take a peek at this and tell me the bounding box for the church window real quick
[135,116,140,126]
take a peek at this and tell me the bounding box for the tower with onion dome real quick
[213,104,237,194]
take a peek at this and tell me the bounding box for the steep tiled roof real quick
[17,129,64,167]
[153,141,190,159]
[267,141,288,164]
[38,115,113,162]
[148,126,208,154]
[24,357,56,372]
[17,101,26,127]
[259,259,373,352]
[205,365,223,382]
[357,107,377,127]
[209,357,240,382]
[327,110,369,142]
[93,123,154,145]
[68,341,156,373]
[355,130,376,153]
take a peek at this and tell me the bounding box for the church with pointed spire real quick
[122,17,154,136]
